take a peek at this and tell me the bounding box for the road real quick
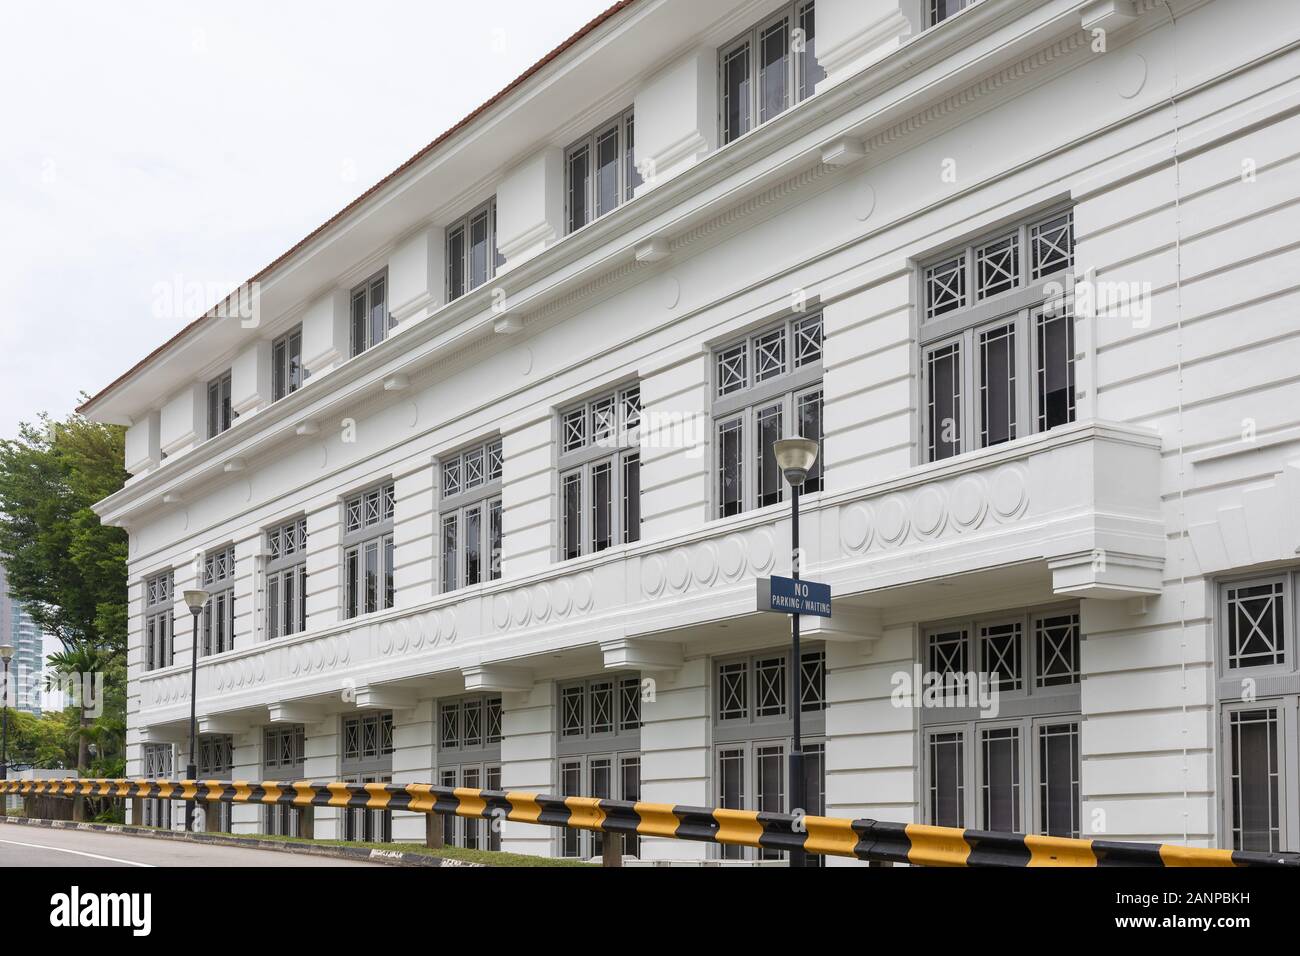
[0,825,381,867]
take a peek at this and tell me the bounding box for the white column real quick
[638,658,710,861]
[303,500,343,629]
[813,0,911,94]
[499,412,554,578]
[303,718,341,839]
[500,682,556,858]
[497,148,565,271]
[392,461,434,608]
[639,352,711,540]
[633,47,717,193]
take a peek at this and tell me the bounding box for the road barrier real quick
[5,777,1298,867]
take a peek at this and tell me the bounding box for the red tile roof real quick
[79,0,643,415]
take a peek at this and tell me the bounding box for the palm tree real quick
[44,644,107,821]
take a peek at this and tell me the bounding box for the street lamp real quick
[182,588,209,832]
[773,437,818,869]
[0,643,13,785]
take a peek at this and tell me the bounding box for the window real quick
[566,108,639,234]
[713,315,823,517]
[558,385,642,560]
[140,742,174,829]
[201,546,235,656]
[1217,572,1300,852]
[438,695,503,851]
[920,606,1082,837]
[719,1,823,146]
[340,711,394,843]
[929,0,976,26]
[343,484,395,619]
[446,199,503,302]
[272,325,304,402]
[197,734,233,832]
[439,439,503,593]
[143,571,173,672]
[207,370,234,438]
[712,648,825,864]
[349,272,390,358]
[266,517,307,639]
[919,210,1076,462]
[556,675,642,859]
[262,724,306,837]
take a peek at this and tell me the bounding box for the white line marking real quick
[0,837,155,867]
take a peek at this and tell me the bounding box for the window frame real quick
[206,369,234,439]
[917,208,1076,464]
[200,545,236,657]
[341,482,396,620]
[718,1,823,147]
[143,570,174,672]
[271,324,305,402]
[711,314,824,518]
[928,0,977,29]
[565,107,639,234]
[557,384,642,560]
[265,516,308,640]
[438,439,504,593]
[445,198,503,302]
[349,271,390,359]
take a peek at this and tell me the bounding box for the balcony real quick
[137,419,1164,731]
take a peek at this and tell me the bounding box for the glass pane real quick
[489,499,503,580]
[980,622,1022,692]
[595,126,620,217]
[797,390,823,492]
[364,542,378,614]
[756,403,783,508]
[464,505,481,586]
[622,454,641,544]
[351,288,368,355]
[368,276,386,347]
[1036,311,1075,431]
[1230,709,1280,852]
[446,226,466,301]
[1038,722,1080,838]
[267,576,280,640]
[929,731,965,828]
[797,2,824,98]
[758,19,790,123]
[288,330,302,392]
[591,461,613,553]
[722,42,751,144]
[272,338,286,401]
[560,761,583,857]
[383,535,394,610]
[345,548,359,618]
[441,514,458,593]
[718,417,744,517]
[624,114,641,199]
[927,341,962,461]
[567,145,589,232]
[1227,581,1286,669]
[468,211,489,290]
[979,324,1016,447]
[981,727,1021,832]
[562,472,582,560]
[282,569,294,638]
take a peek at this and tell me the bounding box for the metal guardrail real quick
[5,777,1298,867]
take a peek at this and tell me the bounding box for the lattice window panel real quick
[486,698,503,743]
[443,457,463,497]
[980,622,1023,691]
[925,256,966,318]
[800,651,825,713]
[346,497,363,533]
[754,327,786,382]
[462,699,483,748]
[562,408,586,453]
[619,677,641,732]
[1227,581,1286,669]
[1030,211,1074,280]
[718,661,748,721]
[716,343,748,397]
[589,681,615,734]
[621,387,641,432]
[440,703,460,749]
[976,233,1019,299]
[793,315,823,368]
[561,685,585,737]
[487,441,503,481]
[755,656,787,717]
[591,397,617,446]
[464,447,485,489]
[343,718,361,760]
[1035,613,1080,687]
[928,629,968,678]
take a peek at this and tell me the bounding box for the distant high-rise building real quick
[0,564,44,716]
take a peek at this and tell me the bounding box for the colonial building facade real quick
[83,0,1300,861]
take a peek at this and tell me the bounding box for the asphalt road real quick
[0,825,381,867]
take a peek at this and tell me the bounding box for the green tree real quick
[0,407,127,818]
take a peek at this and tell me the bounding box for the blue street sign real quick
[757,575,832,618]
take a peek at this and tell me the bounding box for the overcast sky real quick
[0,0,613,441]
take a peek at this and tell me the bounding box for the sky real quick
[0,0,615,441]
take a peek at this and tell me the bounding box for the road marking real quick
[0,837,156,867]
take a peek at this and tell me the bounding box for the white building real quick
[82,0,1300,860]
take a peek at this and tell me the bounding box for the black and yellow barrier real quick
[5,777,1297,868]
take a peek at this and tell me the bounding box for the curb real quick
[1,815,485,867]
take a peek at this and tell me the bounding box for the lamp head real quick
[183,589,210,613]
[0,643,13,664]
[773,437,819,487]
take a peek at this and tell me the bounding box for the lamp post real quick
[772,436,819,869]
[182,588,209,832]
[0,643,13,785]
